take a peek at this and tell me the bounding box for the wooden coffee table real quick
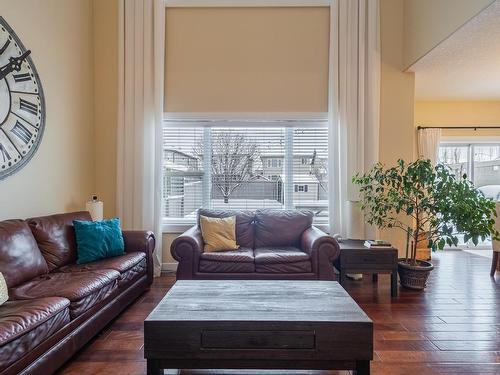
[144,280,373,375]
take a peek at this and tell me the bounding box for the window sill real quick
[163,219,330,234]
[443,244,492,251]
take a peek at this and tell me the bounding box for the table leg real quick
[355,360,370,375]
[339,269,346,285]
[372,273,378,282]
[491,251,499,276]
[391,270,398,297]
[147,359,163,375]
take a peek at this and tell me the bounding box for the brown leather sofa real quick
[0,211,155,375]
[171,209,340,280]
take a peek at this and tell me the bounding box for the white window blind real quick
[163,122,328,222]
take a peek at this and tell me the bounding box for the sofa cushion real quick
[0,297,70,370]
[256,260,312,273]
[0,220,48,288]
[9,270,119,319]
[254,247,312,273]
[200,215,239,252]
[27,211,92,271]
[57,252,147,288]
[254,247,310,264]
[73,218,125,264]
[254,209,313,248]
[198,209,255,248]
[115,257,147,287]
[199,247,255,273]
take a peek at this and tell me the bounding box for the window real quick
[163,121,328,224]
[294,184,309,192]
[439,143,500,198]
[438,142,500,247]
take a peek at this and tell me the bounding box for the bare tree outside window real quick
[310,149,328,192]
[195,131,260,204]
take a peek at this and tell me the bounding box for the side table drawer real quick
[342,252,396,266]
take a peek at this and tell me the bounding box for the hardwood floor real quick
[57,250,500,375]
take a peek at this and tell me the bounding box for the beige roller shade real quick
[164,7,330,113]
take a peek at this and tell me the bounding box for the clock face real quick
[0,17,45,180]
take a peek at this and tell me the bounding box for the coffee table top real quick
[145,280,371,323]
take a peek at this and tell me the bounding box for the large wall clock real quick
[0,17,45,180]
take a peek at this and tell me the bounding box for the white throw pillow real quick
[0,272,8,305]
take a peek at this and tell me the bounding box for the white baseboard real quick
[162,262,178,273]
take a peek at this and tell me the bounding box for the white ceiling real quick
[409,0,500,101]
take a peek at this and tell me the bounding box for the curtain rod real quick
[417,126,500,130]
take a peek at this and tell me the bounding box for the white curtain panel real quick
[117,0,165,276]
[328,0,380,238]
[418,128,442,165]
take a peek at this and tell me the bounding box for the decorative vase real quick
[397,259,434,290]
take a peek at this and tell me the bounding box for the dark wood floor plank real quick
[431,340,500,351]
[374,339,439,351]
[57,250,500,375]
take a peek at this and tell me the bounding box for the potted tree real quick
[353,159,499,290]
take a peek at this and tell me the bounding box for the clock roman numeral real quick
[0,39,10,55]
[13,73,31,83]
[0,143,11,162]
[19,98,38,115]
[11,121,32,144]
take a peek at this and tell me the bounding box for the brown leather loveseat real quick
[171,209,339,280]
[0,211,155,375]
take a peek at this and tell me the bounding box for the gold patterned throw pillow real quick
[0,272,8,305]
[200,215,239,252]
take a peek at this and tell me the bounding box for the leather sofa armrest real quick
[170,226,203,279]
[122,230,156,255]
[301,226,340,280]
[122,230,155,285]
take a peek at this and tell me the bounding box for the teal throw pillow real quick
[73,218,125,264]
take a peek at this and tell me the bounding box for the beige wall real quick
[379,0,416,256]
[0,0,95,220]
[93,0,119,218]
[403,0,494,69]
[415,100,500,126]
[165,7,330,113]
[163,233,178,264]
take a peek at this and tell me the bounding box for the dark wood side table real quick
[335,239,398,297]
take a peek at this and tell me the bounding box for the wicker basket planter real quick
[397,259,434,290]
